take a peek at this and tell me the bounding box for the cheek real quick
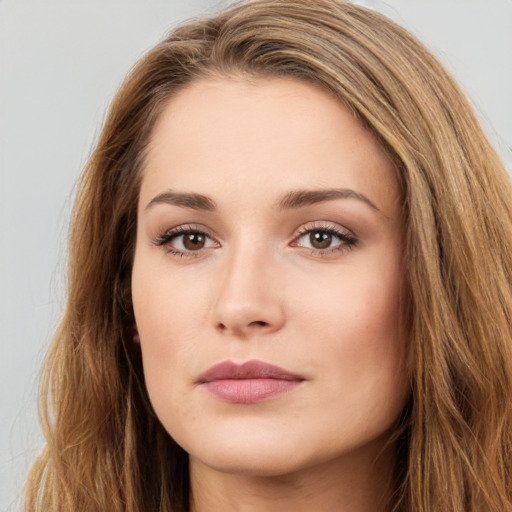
[294,258,402,346]
[131,256,221,423]
[292,258,407,406]
[132,259,208,343]
[132,292,197,434]
[131,258,189,393]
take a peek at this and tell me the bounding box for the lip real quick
[197,360,305,404]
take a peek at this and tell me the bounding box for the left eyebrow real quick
[276,188,380,212]
[145,190,217,212]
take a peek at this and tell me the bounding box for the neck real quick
[189,439,397,512]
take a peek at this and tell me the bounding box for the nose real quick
[211,244,286,338]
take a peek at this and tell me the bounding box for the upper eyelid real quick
[159,222,351,236]
[154,221,356,247]
[154,227,219,257]
[293,221,354,236]
[153,224,218,247]
[162,223,216,238]
[290,221,357,248]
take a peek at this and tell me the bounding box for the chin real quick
[183,428,315,477]
[181,413,402,484]
[190,448,309,478]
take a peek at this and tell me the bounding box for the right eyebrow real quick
[276,188,380,213]
[144,190,217,212]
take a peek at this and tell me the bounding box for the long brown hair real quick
[26,1,512,510]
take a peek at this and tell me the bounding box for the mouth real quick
[197,360,305,404]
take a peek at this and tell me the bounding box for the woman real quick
[25,0,512,511]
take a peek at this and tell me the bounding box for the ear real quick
[133,324,141,344]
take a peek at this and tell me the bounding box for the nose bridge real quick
[212,234,284,336]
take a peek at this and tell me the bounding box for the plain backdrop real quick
[1,1,511,509]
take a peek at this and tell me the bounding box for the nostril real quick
[250,321,268,328]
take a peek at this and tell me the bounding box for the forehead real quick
[140,76,399,214]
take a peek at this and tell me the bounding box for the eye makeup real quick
[290,222,357,257]
[152,220,357,260]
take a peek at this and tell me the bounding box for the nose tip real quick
[212,256,285,338]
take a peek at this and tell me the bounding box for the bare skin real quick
[132,76,408,512]
[190,434,396,512]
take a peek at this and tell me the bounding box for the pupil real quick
[310,231,332,249]
[183,233,205,250]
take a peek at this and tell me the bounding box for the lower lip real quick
[203,378,302,403]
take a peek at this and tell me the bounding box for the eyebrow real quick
[144,187,380,213]
[145,190,216,212]
[277,188,380,212]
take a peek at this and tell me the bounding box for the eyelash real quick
[291,223,357,256]
[154,225,216,258]
[153,223,357,258]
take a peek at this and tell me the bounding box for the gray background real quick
[1,1,511,509]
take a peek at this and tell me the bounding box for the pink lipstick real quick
[197,360,304,404]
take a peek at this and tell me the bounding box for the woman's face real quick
[132,76,408,477]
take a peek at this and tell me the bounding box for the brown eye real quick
[183,232,206,250]
[156,228,218,255]
[291,225,356,255]
[309,230,332,249]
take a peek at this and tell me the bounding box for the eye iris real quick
[183,232,205,250]
[310,230,332,249]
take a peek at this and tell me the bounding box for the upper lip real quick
[197,360,305,383]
